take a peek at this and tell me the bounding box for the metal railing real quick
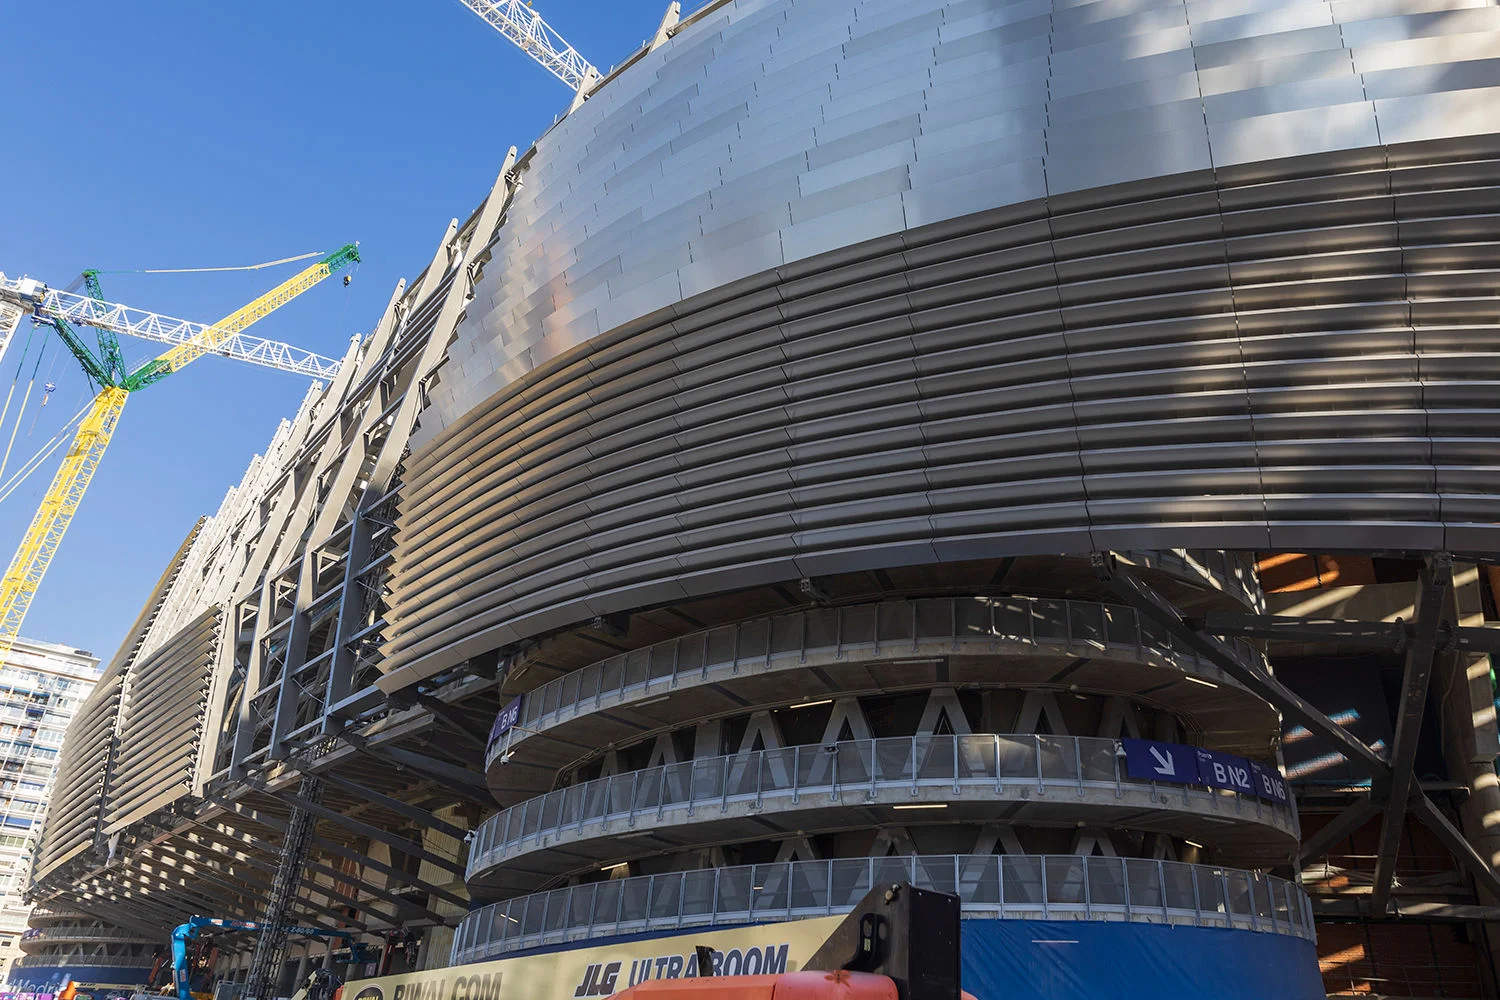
[452,854,1314,963]
[468,734,1297,880]
[1123,549,1263,613]
[13,948,153,968]
[19,927,154,945]
[1325,960,1487,996]
[490,595,1270,767]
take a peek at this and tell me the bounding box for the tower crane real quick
[0,269,346,379]
[0,244,360,663]
[452,0,598,89]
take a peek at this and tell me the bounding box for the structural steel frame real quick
[1094,550,1500,917]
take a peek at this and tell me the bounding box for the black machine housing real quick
[802,884,961,1000]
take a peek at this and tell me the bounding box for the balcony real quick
[19,926,156,953]
[487,596,1280,796]
[454,854,1313,964]
[468,734,1299,895]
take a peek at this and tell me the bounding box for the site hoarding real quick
[341,915,841,1000]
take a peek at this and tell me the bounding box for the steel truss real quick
[1093,550,1500,920]
[0,274,345,379]
[243,776,324,1000]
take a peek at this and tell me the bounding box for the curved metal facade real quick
[385,139,1500,686]
[26,0,1500,991]
[416,0,1500,449]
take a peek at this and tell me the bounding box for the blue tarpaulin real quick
[960,920,1324,999]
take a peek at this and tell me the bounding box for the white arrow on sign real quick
[1148,746,1176,776]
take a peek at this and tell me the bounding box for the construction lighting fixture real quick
[1184,840,1205,849]
[892,803,948,810]
[600,861,629,873]
[789,698,832,709]
[498,721,550,763]
[1183,676,1219,688]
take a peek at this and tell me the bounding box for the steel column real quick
[327,150,518,717]
[1371,556,1454,912]
[1092,551,1389,776]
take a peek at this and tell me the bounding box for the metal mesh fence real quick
[452,854,1314,964]
[469,733,1297,876]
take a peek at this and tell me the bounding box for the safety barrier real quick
[453,853,1314,963]
[468,734,1297,882]
[488,596,1270,767]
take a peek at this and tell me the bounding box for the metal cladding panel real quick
[382,137,1500,687]
[100,609,220,834]
[30,666,124,882]
[414,0,1500,448]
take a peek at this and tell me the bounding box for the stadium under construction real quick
[20,0,1500,995]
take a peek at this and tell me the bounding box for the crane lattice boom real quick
[0,388,128,658]
[147,244,358,381]
[454,0,597,88]
[0,255,352,381]
[0,303,22,364]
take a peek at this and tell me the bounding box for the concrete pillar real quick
[290,950,309,993]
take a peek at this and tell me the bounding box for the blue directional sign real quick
[1122,739,1289,803]
[1194,748,1256,795]
[1121,738,1198,785]
[1250,760,1289,805]
[488,695,523,749]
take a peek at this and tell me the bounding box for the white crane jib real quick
[0,273,344,380]
[453,0,598,89]
[0,299,25,362]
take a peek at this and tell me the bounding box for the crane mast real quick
[452,0,597,88]
[0,246,359,665]
[0,388,128,658]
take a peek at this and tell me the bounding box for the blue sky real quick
[0,0,667,659]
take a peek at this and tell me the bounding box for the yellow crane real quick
[0,245,360,662]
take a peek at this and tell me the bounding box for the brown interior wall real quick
[1319,922,1487,997]
[1303,808,1492,995]
[1258,554,1380,593]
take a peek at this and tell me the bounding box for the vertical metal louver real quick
[100,609,221,834]
[30,667,124,880]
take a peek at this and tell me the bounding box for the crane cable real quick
[27,335,65,437]
[0,399,93,507]
[0,335,53,483]
[91,250,327,276]
[0,324,40,463]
